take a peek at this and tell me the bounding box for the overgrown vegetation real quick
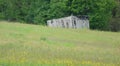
[109,0,120,32]
[0,0,119,31]
[0,21,120,66]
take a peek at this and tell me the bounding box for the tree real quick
[34,0,50,25]
[69,0,116,30]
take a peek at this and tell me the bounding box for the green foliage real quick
[0,0,117,30]
[109,18,120,32]
[109,0,120,32]
[70,0,116,30]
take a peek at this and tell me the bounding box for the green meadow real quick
[0,21,120,66]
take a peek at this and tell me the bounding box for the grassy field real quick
[0,21,120,66]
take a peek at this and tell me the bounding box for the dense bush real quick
[109,18,120,32]
[110,0,120,32]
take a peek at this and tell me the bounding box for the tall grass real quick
[0,21,120,66]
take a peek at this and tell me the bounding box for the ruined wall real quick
[71,16,89,29]
[47,16,89,29]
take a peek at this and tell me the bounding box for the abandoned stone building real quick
[47,15,89,29]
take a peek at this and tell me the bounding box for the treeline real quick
[0,0,119,31]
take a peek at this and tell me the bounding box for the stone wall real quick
[47,15,89,29]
